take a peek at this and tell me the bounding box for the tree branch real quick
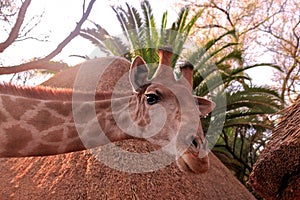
[44,0,96,60]
[280,21,300,100]
[0,60,66,75]
[0,0,32,53]
[210,2,234,28]
[0,0,96,75]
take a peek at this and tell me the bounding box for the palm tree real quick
[80,0,202,73]
[79,0,283,187]
[188,27,283,184]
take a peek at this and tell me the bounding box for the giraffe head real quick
[0,48,214,174]
[124,48,215,174]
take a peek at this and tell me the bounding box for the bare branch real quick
[17,10,45,41]
[0,0,96,75]
[0,60,67,75]
[0,0,32,53]
[196,24,228,31]
[43,0,96,60]
[16,36,49,42]
[210,2,234,28]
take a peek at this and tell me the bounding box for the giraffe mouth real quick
[176,152,209,174]
[183,159,196,173]
[177,155,197,174]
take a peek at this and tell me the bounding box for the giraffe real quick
[0,48,215,174]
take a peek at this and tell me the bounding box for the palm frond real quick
[161,11,168,30]
[203,29,236,51]
[80,24,129,58]
[111,6,129,37]
[216,50,242,65]
[183,9,203,33]
[175,7,189,33]
[139,1,158,64]
[224,117,274,130]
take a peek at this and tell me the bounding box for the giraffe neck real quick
[0,85,134,157]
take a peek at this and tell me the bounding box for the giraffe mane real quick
[0,84,115,101]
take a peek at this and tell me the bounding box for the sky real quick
[1,0,177,66]
[0,0,273,85]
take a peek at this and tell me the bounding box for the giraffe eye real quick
[145,93,160,105]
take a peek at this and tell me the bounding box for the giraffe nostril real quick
[192,138,198,148]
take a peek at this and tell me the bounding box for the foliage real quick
[181,0,299,105]
[80,0,202,73]
[187,22,283,185]
[0,0,15,20]
[257,0,300,103]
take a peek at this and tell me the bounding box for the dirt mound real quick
[249,97,300,199]
[1,140,254,200]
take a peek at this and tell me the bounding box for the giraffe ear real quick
[195,97,216,116]
[129,56,150,92]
